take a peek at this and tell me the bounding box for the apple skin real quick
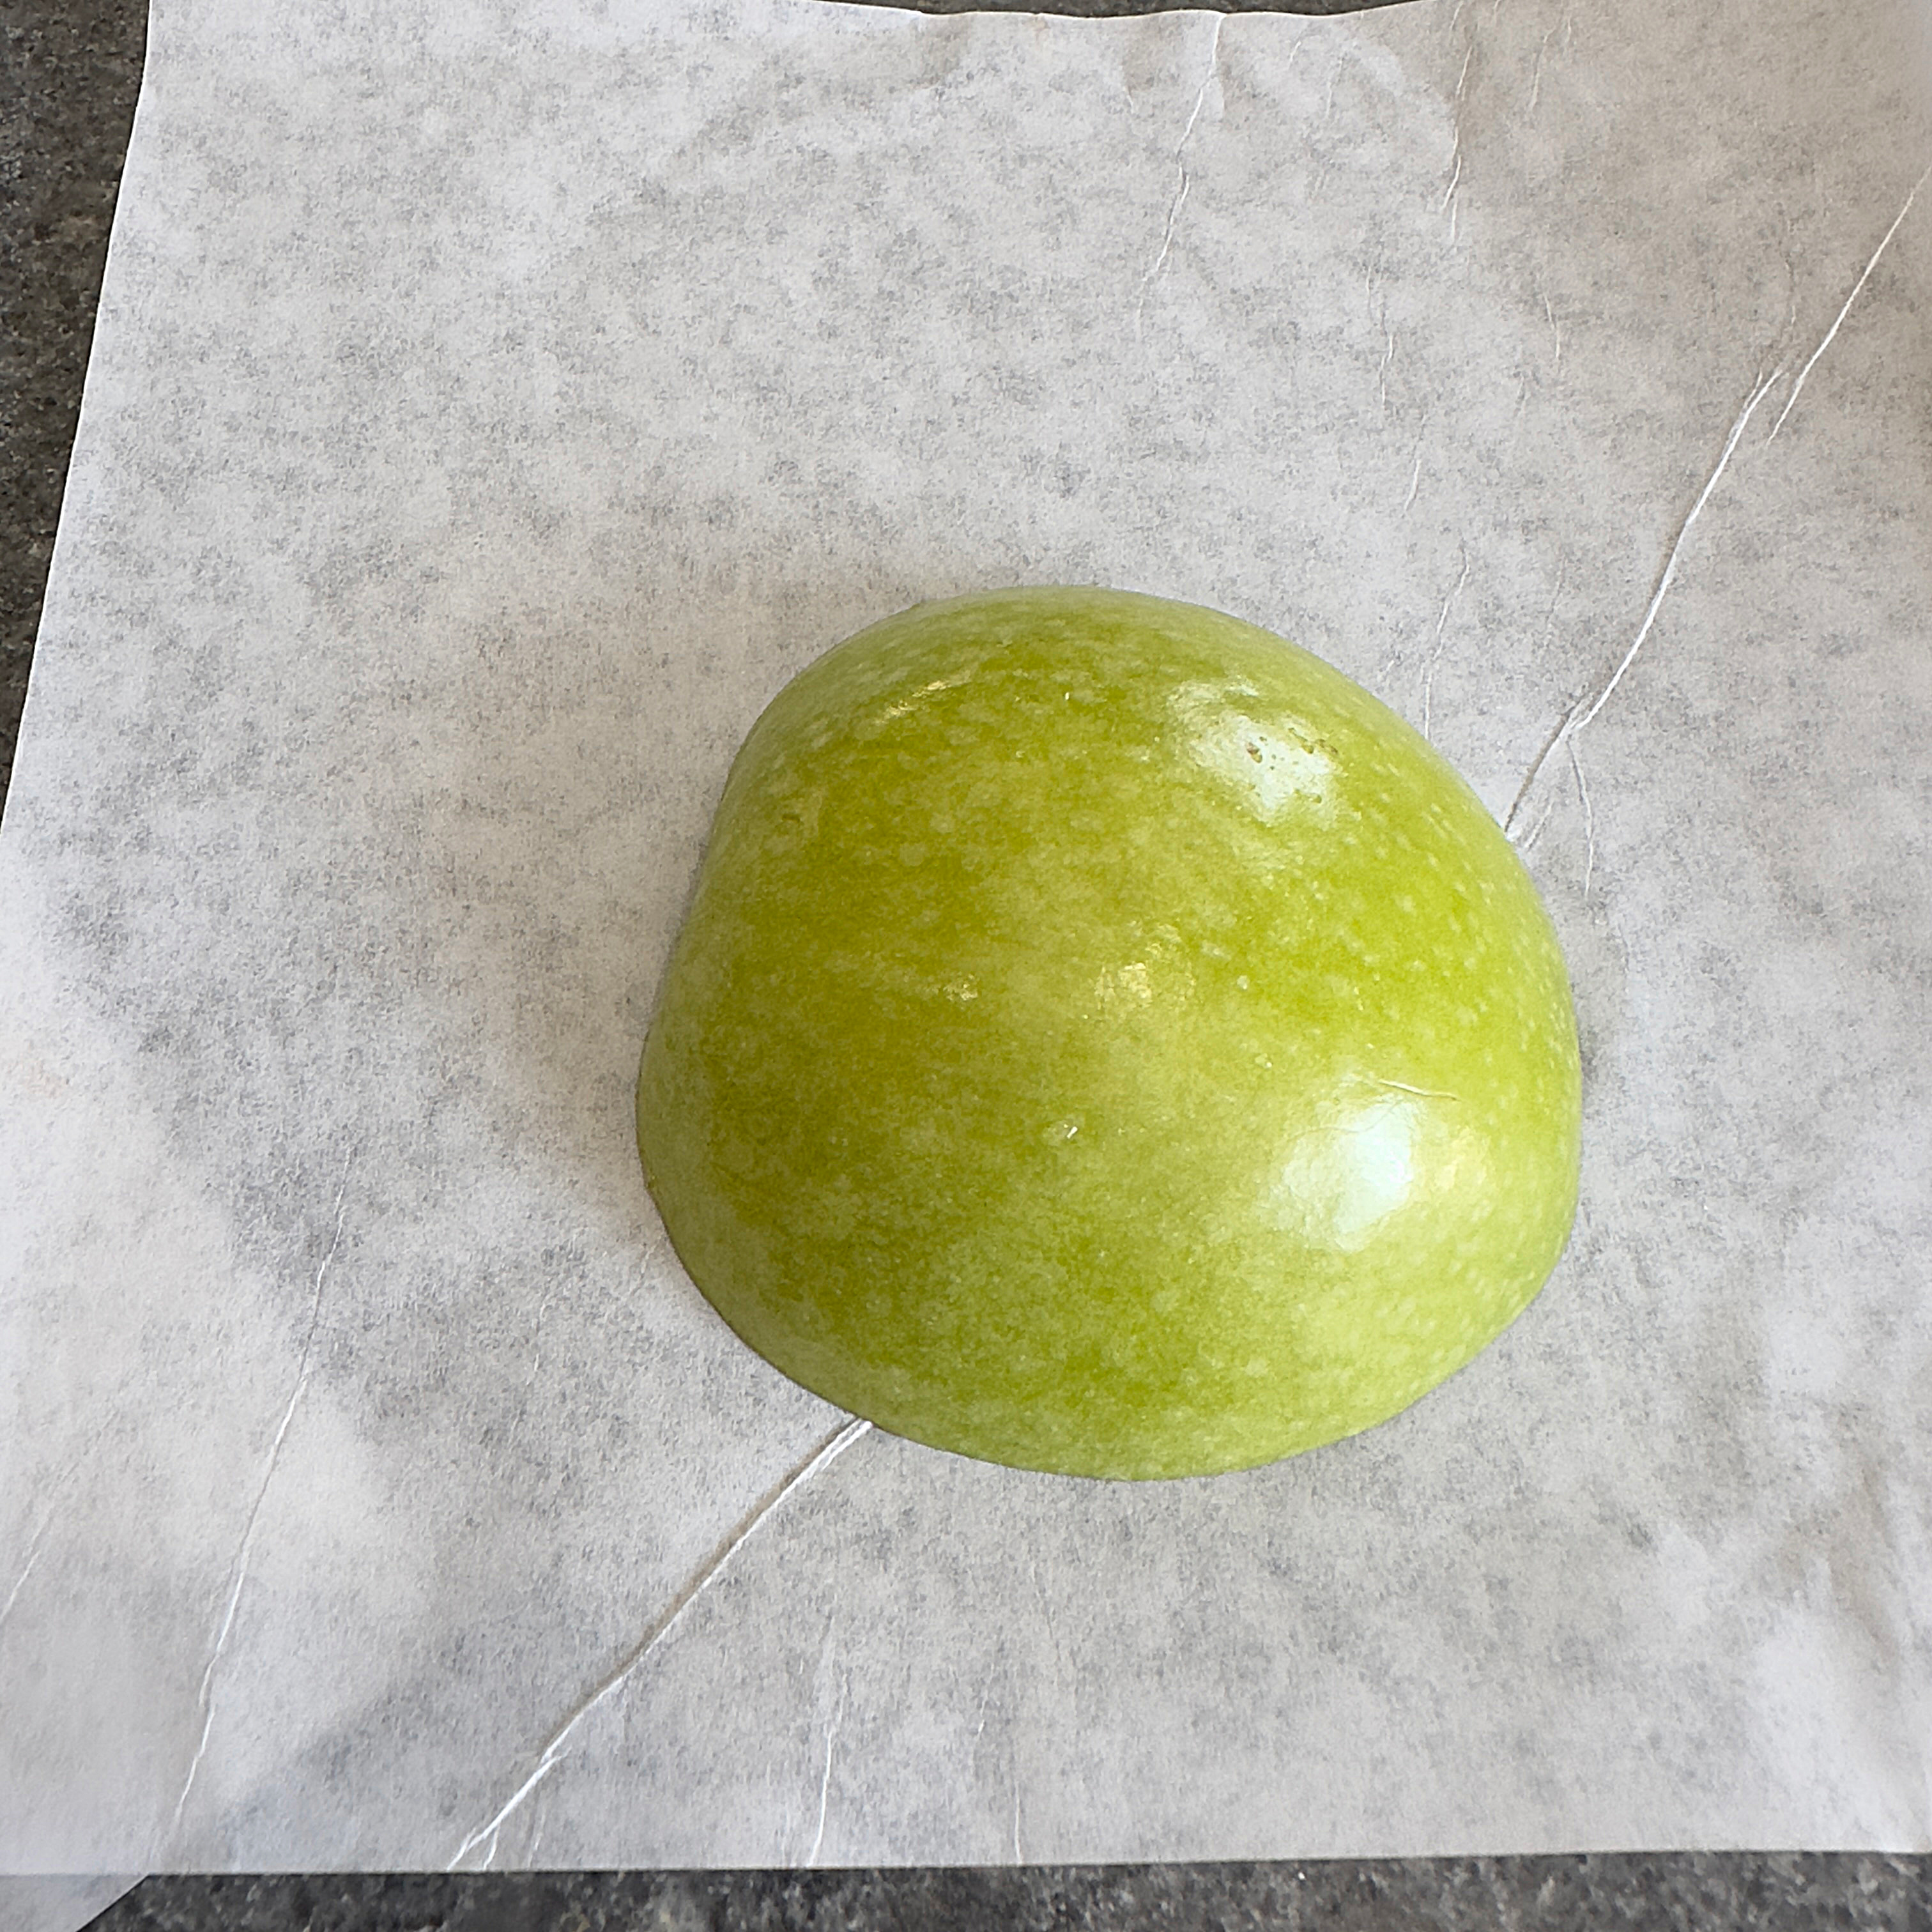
[638,588,1580,1480]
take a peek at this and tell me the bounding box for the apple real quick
[638,588,1580,1479]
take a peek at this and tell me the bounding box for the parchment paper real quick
[3,0,1929,1870]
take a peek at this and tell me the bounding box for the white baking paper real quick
[3,0,1929,1871]
[0,1878,141,1932]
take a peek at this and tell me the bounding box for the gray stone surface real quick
[81,1862,1932,1929]
[0,0,144,806]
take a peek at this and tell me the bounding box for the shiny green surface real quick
[638,589,1581,1479]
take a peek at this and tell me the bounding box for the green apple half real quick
[638,588,1579,1479]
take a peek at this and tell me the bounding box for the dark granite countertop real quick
[73,1862,1932,1929]
[3,3,1928,1926]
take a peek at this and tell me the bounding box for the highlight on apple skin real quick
[638,587,1581,1480]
